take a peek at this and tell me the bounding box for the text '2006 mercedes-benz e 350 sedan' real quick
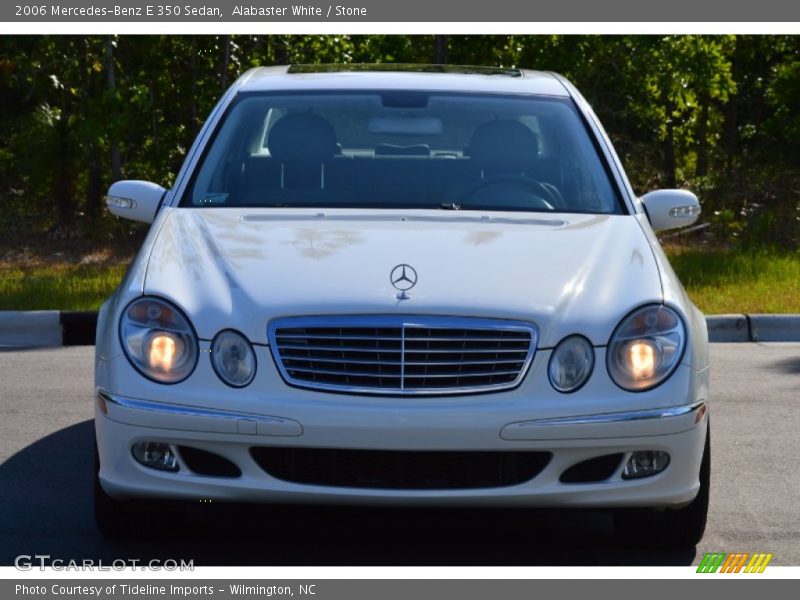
[94,64,710,547]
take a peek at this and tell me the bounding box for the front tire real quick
[94,442,184,540]
[614,422,710,549]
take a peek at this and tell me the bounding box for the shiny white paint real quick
[141,208,662,348]
[238,67,571,97]
[95,68,710,508]
[641,189,701,232]
[97,409,705,508]
[106,180,166,224]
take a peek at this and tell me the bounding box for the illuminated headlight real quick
[211,329,256,387]
[119,297,198,384]
[548,335,595,393]
[606,305,686,391]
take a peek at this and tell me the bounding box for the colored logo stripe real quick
[745,553,773,573]
[720,553,749,573]
[697,552,773,573]
[697,552,726,573]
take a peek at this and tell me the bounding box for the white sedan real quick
[94,65,710,547]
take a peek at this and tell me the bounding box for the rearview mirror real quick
[106,180,167,224]
[640,189,701,232]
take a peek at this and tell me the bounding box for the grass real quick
[0,262,129,311]
[0,242,133,310]
[667,247,800,314]
[0,246,798,314]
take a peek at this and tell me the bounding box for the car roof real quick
[236,65,571,97]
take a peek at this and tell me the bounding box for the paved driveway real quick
[1,344,797,565]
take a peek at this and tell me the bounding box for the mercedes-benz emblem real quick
[390,264,417,298]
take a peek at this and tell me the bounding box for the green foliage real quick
[667,247,800,313]
[0,262,130,311]
[3,248,797,314]
[0,35,798,247]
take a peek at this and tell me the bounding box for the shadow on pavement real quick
[768,355,800,375]
[0,420,696,566]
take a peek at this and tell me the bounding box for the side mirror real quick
[640,189,701,232]
[106,180,167,224]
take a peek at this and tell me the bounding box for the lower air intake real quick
[178,446,241,478]
[250,447,552,490]
[559,453,624,483]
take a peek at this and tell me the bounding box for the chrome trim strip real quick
[267,315,538,396]
[99,391,281,422]
[521,401,706,426]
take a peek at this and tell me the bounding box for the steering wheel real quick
[460,175,566,210]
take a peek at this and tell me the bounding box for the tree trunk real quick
[274,36,290,65]
[434,35,449,64]
[105,36,122,182]
[722,38,744,180]
[662,99,677,188]
[220,35,231,91]
[722,98,738,180]
[149,82,159,158]
[188,38,199,140]
[53,40,77,230]
[54,103,75,229]
[695,94,710,178]
[265,35,273,64]
[80,37,104,222]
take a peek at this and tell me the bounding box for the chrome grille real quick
[268,316,537,395]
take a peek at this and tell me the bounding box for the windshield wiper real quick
[439,202,461,210]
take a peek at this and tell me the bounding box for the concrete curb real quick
[0,311,96,348]
[0,311,63,348]
[749,314,800,342]
[1,311,799,348]
[705,314,750,343]
[705,314,800,342]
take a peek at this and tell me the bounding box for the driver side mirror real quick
[106,180,167,224]
[640,189,701,232]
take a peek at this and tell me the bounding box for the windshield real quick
[183,91,623,214]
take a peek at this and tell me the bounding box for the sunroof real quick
[287,64,523,77]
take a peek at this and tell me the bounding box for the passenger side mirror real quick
[640,189,701,232]
[106,180,167,224]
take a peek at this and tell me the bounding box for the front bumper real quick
[96,390,708,509]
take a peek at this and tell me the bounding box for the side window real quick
[260,108,286,154]
[192,101,268,205]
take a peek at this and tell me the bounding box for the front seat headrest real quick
[268,113,338,163]
[467,119,540,173]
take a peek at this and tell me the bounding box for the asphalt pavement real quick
[0,344,798,566]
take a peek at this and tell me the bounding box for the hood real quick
[143,207,663,347]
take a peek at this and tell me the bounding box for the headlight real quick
[606,305,686,391]
[548,335,594,393]
[211,329,256,387]
[119,297,198,384]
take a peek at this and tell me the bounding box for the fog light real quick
[622,450,669,479]
[131,441,179,472]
